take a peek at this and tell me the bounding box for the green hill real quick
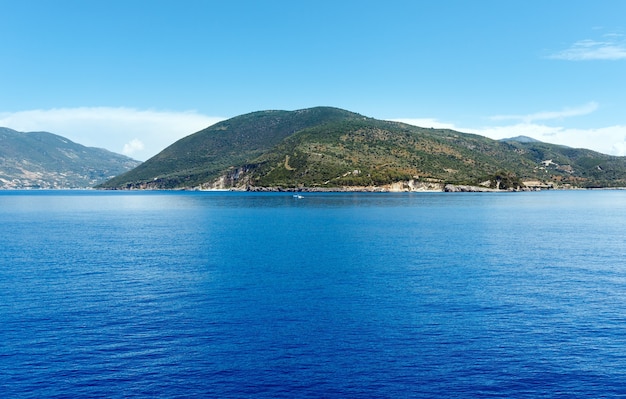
[98,107,626,190]
[0,127,141,189]
[99,107,364,188]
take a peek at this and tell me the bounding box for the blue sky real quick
[2,0,626,160]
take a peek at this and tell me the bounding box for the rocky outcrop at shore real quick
[242,182,538,193]
[227,181,510,193]
[444,184,499,192]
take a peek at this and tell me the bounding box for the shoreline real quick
[2,185,626,192]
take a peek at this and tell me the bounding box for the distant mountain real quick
[0,127,141,189]
[500,135,542,144]
[98,107,626,190]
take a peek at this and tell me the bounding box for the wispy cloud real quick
[0,107,225,161]
[549,35,626,61]
[122,139,145,157]
[489,102,599,123]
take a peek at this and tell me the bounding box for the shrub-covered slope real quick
[98,107,626,190]
[0,127,141,189]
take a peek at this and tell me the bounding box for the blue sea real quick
[1,190,626,398]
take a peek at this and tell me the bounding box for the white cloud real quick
[549,37,626,61]
[0,107,225,161]
[470,123,626,157]
[388,116,626,157]
[473,102,626,155]
[122,139,145,156]
[489,102,599,123]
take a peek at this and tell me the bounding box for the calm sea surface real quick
[1,190,626,398]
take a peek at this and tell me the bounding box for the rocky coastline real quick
[221,182,540,193]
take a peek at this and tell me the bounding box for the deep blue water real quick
[1,190,626,398]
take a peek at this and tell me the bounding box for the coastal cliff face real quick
[203,166,255,190]
[444,184,500,192]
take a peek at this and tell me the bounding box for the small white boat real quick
[293,194,304,199]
